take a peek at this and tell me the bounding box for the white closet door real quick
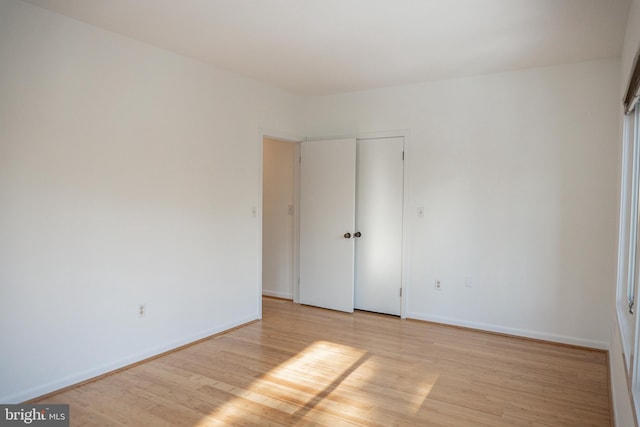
[355,137,404,315]
[299,138,356,312]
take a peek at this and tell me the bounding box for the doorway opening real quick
[259,131,410,320]
[262,136,300,302]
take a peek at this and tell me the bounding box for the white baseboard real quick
[6,310,607,403]
[2,314,259,404]
[405,311,608,350]
[262,289,293,299]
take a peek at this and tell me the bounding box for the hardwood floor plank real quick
[33,297,612,426]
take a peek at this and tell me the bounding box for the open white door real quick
[299,138,356,312]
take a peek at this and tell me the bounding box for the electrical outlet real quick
[138,304,146,318]
[435,280,442,290]
[417,206,425,218]
[251,206,257,218]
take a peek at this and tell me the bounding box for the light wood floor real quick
[35,297,612,426]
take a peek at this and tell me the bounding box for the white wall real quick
[0,0,300,403]
[302,58,620,349]
[262,138,297,299]
[610,0,640,425]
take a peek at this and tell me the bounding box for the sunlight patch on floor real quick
[194,340,369,426]
[194,340,441,425]
[411,376,439,414]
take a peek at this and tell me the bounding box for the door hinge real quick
[402,151,404,161]
[400,288,403,297]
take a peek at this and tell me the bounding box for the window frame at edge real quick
[618,107,640,376]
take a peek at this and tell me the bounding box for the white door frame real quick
[304,129,411,318]
[257,129,303,320]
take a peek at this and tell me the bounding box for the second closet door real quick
[355,137,404,316]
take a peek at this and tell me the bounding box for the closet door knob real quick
[343,233,352,239]
[354,232,362,238]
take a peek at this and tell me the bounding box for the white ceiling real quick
[22,0,631,95]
